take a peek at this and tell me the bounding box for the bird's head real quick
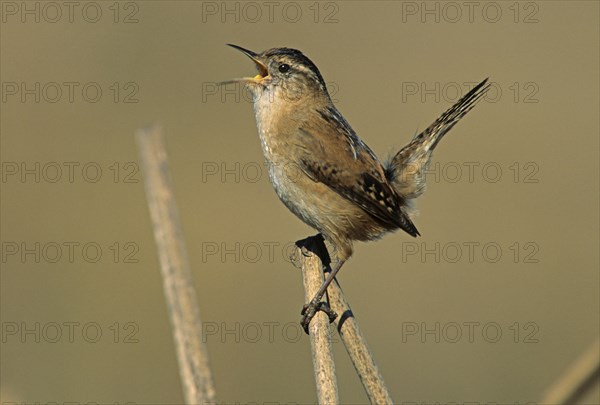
[224,44,330,104]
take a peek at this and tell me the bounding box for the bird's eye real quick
[278,63,290,73]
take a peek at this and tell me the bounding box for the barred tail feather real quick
[385,78,490,201]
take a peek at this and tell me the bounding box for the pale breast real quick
[250,88,389,243]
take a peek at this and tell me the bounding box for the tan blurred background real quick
[1,1,598,404]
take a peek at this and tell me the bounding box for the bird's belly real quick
[265,161,388,242]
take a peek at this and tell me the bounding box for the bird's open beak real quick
[222,44,269,85]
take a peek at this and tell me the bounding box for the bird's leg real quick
[301,259,346,334]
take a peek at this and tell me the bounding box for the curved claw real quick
[300,246,311,257]
[300,301,338,334]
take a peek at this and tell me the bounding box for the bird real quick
[223,44,490,333]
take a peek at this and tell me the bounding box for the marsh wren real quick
[225,44,489,333]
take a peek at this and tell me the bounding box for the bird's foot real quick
[300,299,337,334]
[300,245,311,257]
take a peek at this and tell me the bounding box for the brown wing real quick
[296,106,419,237]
